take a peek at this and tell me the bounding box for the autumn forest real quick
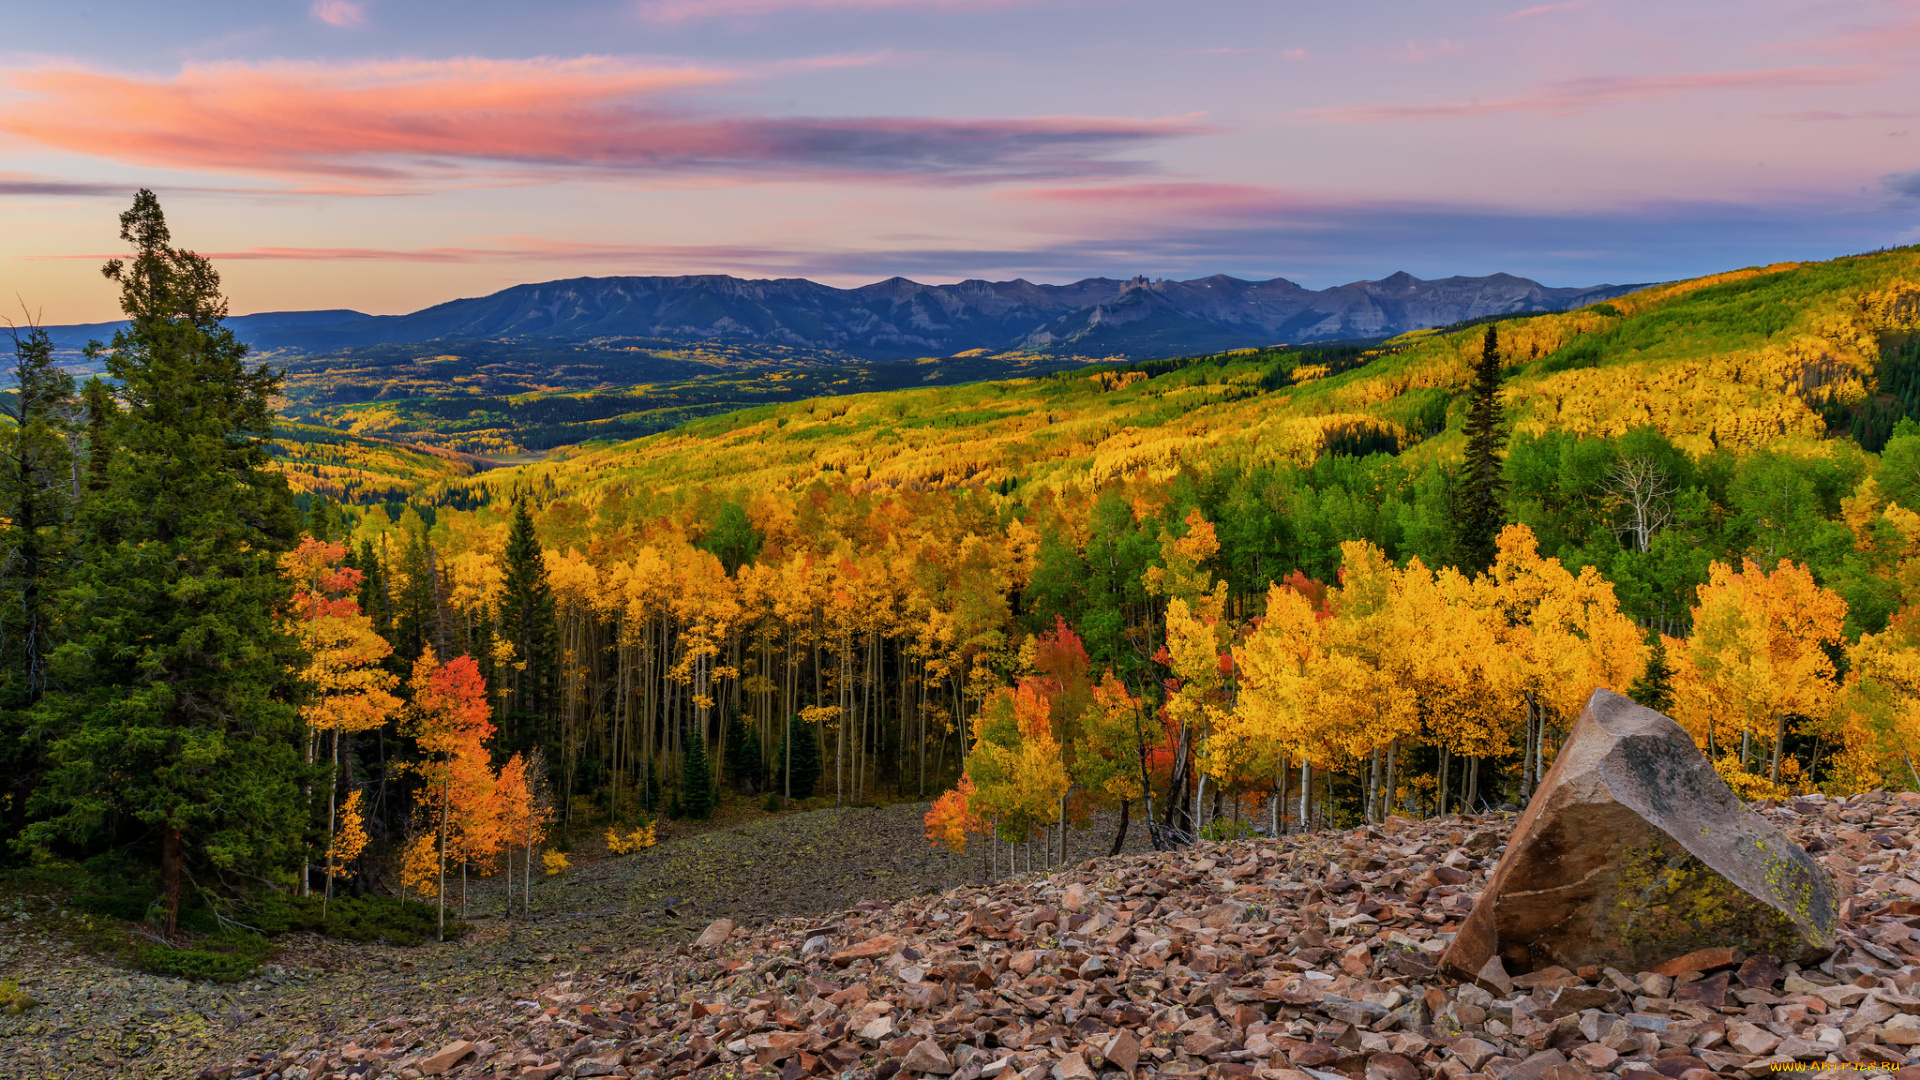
[6,193,1920,972]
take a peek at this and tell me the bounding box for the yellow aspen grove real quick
[1392,558,1506,814]
[1226,580,1334,830]
[1672,558,1845,782]
[1322,541,1420,823]
[1480,525,1647,799]
[1830,631,1920,792]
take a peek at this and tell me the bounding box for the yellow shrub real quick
[542,850,570,877]
[604,822,657,855]
[1712,754,1802,801]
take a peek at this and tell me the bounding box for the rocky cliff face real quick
[56,272,1651,362]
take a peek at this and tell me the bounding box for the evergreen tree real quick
[353,538,391,640]
[392,528,440,664]
[24,191,305,936]
[0,325,77,844]
[497,498,557,753]
[723,708,759,790]
[776,716,822,801]
[641,754,661,812]
[679,728,717,820]
[80,377,116,496]
[1630,633,1674,713]
[1454,324,1510,573]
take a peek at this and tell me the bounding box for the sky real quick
[2,0,1918,323]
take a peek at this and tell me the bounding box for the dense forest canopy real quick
[5,193,1920,931]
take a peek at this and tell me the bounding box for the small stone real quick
[1364,1052,1419,1080]
[1671,970,1730,1009]
[1735,954,1781,989]
[1570,1043,1617,1070]
[858,1016,895,1042]
[1725,1022,1780,1057]
[902,1038,954,1075]
[831,935,900,966]
[1653,947,1739,977]
[1061,884,1088,912]
[1102,1030,1140,1076]
[1473,955,1514,997]
[1341,943,1373,976]
[1051,1053,1093,1080]
[1773,1036,1828,1060]
[1451,1039,1497,1071]
[419,1041,476,1077]
[694,919,735,948]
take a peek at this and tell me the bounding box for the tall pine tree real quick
[24,191,305,935]
[777,716,822,801]
[0,324,77,845]
[497,498,557,754]
[1454,324,1510,574]
[723,708,760,791]
[679,729,717,820]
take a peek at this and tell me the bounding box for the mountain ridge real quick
[41,271,1650,361]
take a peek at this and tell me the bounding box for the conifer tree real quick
[1630,634,1674,713]
[680,727,717,819]
[0,324,76,844]
[777,716,822,800]
[723,708,759,789]
[1454,324,1510,574]
[25,190,304,937]
[498,498,557,752]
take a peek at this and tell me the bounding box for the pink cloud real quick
[1296,65,1873,122]
[310,0,368,28]
[1499,1,1584,21]
[638,0,1042,22]
[0,58,1199,188]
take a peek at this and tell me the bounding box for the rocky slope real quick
[176,790,1920,1080]
[44,274,1648,362]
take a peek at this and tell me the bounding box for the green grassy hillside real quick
[376,249,1918,508]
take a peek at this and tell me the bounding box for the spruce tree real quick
[723,708,759,790]
[1630,634,1674,713]
[0,325,77,844]
[25,191,305,936]
[1454,324,1510,573]
[498,498,557,752]
[777,716,822,800]
[680,728,717,820]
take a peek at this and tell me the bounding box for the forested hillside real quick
[4,194,1920,978]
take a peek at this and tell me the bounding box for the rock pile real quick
[205,790,1920,1080]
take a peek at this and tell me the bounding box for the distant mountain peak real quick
[45,270,1650,362]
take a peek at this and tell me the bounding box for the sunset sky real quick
[3,0,1918,323]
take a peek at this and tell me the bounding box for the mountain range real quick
[43,271,1650,362]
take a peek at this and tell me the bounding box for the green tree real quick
[24,190,305,936]
[1629,633,1675,713]
[1454,324,1510,573]
[0,324,77,845]
[497,498,557,753]
[679,728,717,819]
[777,715,822,800]
[699,501,763,576]
[723,708,760,789]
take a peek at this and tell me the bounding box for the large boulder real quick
[1441,688,1835,978]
